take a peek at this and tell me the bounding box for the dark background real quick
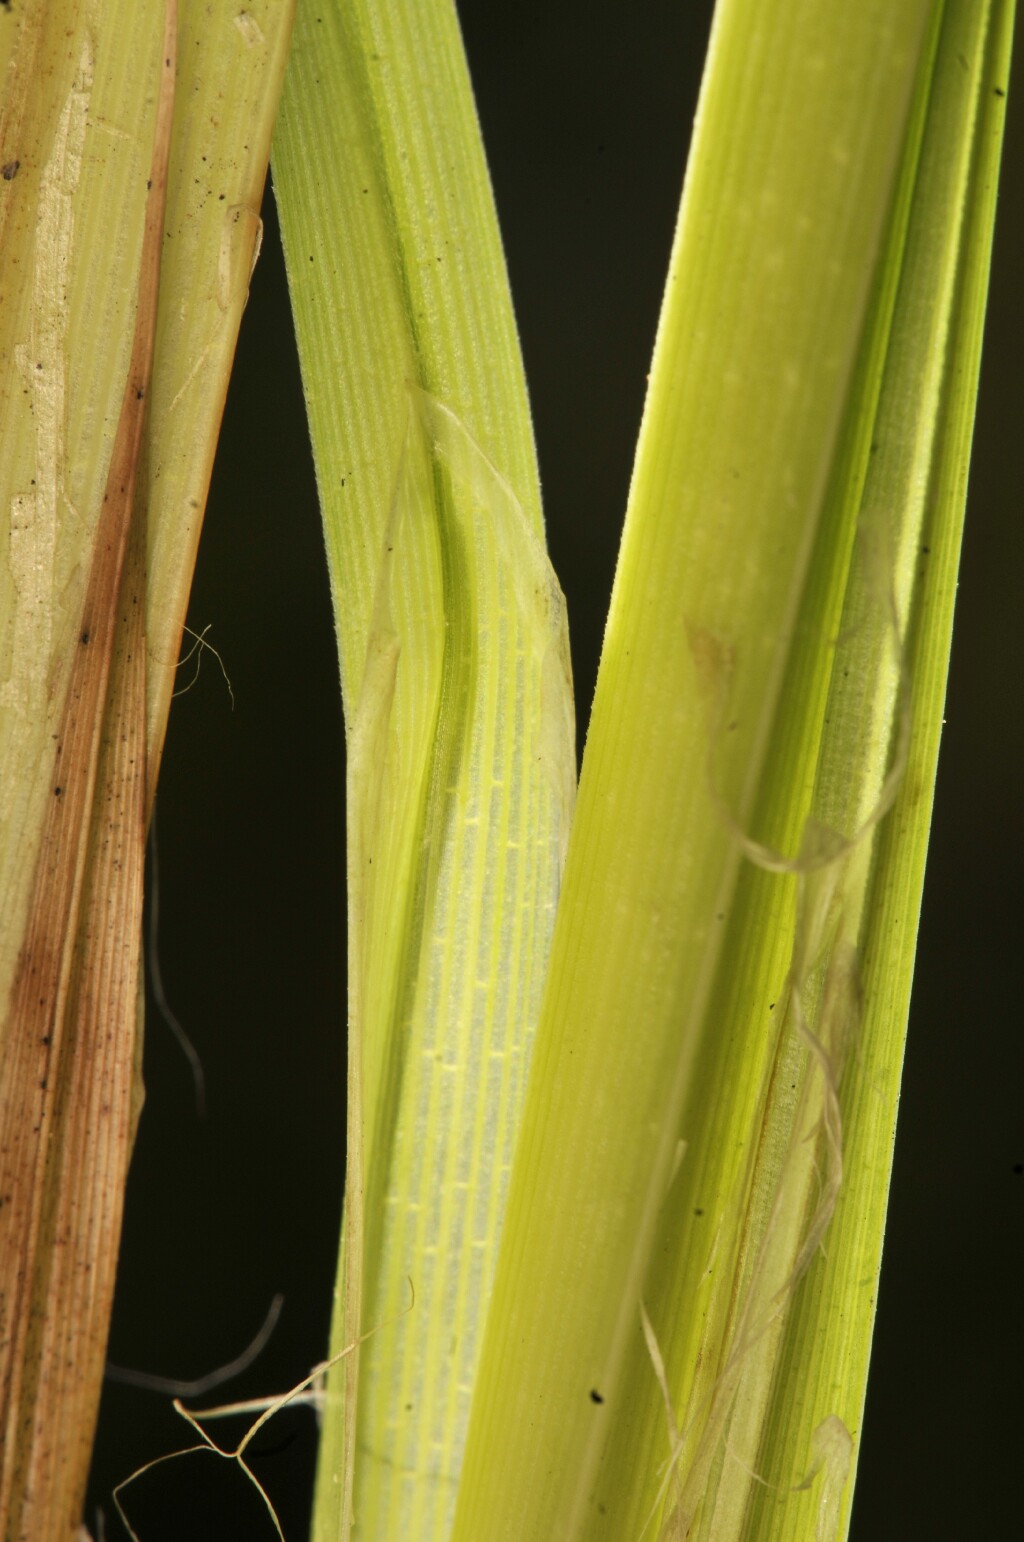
[87,5,1022,1538]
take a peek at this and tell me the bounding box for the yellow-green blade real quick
[271,4,574,1537]
[596,4,1016,1537]
[450,2,1013,1539]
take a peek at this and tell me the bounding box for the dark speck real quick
[994,86,1006,97]
[2,160,20,181]
[589,1389,604,1405]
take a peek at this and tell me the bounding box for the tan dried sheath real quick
[0,4,174,1535]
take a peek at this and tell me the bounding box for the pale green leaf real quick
[272,5,574,1537]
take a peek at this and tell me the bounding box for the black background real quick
[87,5,1022,1539]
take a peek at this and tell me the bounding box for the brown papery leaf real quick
[0,4,175,1535]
